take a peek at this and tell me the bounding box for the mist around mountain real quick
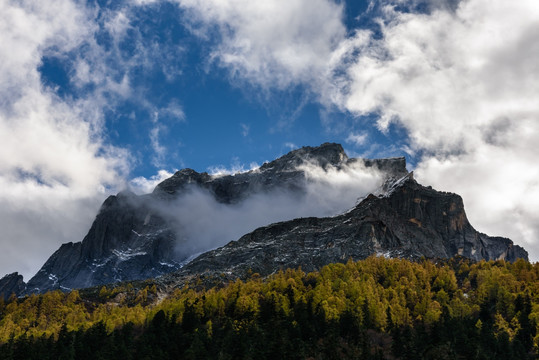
[0,143,535,359]
[0,143,528,300]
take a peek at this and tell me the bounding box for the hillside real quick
[0,257,538,359]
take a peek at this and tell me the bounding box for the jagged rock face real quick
[26,143,404,294]
[162,174,528,287]
[26,192,179,293]
[0,273,26,300]
[153,143,400,203]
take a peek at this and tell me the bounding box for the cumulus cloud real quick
[331,0,539,260]
[176,0,346,92]
[0,0,131,279]
[154,161,383,258]
[130,170,175,194]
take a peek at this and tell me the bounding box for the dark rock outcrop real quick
[25,191,179,293]
[153,143,404,203]
[0,273,26,300]
[162,173,528,287]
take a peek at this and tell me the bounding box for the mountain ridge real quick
[158,172,527,289]
[0,143,528,299]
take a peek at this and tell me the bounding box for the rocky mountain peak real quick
[161,173,527,289]
[153,143,358,204]
[0,272,25,300]
[154,169,211,196]
[260,142,348,171]
[10,143,528,296]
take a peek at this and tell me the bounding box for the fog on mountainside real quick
[0,143,527,298]
[150,160,385,259]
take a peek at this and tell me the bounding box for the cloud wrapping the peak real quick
[155,160,383,258]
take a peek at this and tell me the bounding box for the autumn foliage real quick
[0,256,538,359]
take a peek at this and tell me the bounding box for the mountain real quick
[0,143,528,298]
[0,273,25,301]
[22,143,407,294]
[159,172,528,288]
[25,190,180,293]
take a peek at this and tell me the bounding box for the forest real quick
[0,256,538,359]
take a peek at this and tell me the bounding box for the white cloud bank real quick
[155,161,383,257]
[0,0,130,279]
[335,0,539,260]
[177,0,539,260]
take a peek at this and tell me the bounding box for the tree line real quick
[0,256,538,359]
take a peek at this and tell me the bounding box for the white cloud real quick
[284,142,298,151]
[240,123,250,137]
[0,0,132,279]
[148,102,185,168]
[345,132,368,147]
[333,0,539,260]
[176,0,346,91]
[130,169,175,194]
[150,124,167,168]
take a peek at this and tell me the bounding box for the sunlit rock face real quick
[16,142,526,295]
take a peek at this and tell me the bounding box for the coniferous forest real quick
[0,256,538,359]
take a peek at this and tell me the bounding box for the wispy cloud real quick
[284,142,298,151]
[149,102,186,167]
[150,124,167,168]
[345,133,368,147]
[240,123,250,137]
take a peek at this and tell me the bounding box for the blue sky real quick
[1,0,538,278]
[38,0,404,178]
